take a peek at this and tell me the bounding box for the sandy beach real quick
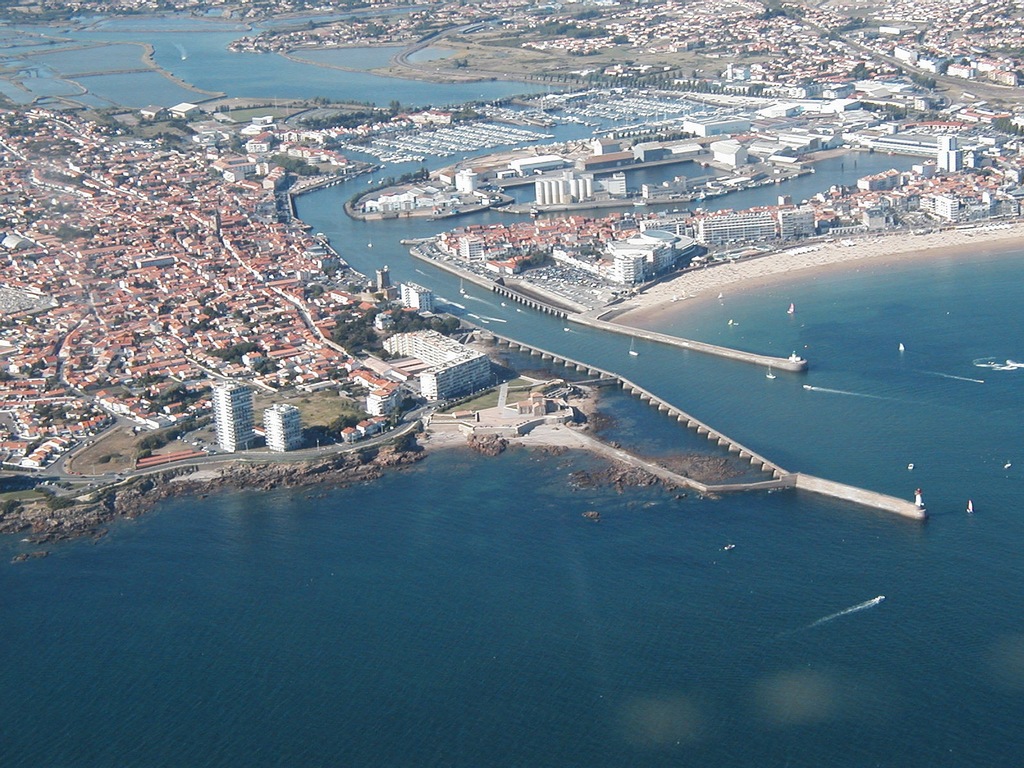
[610,222,1024,326]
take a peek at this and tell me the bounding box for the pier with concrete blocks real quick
[484,331,924,521]
[408,244,808,372]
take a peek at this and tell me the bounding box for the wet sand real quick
[611,223,1024,327]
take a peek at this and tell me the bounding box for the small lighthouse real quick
[914,488,925,509]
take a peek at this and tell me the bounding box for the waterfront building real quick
[509,155,568,176]
[605,230,680,283]
[458,236,487,261]
[711,139,748,167]
[367,385,401,416]
[213,383,255,452]
[455,170,479,194]
[777,206,817,239]
[938,135,963,173]
[683,116,752,137]
[400,282,436,313]
[384,330,490,401]
[696,210,778,245]
[263,403,303,452]
[376,266,392,292]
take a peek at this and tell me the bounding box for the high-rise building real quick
[384,330,490,401]
[937,135,963,173]
[400,282,436,312]
[212,383,255,452]
[264,403,303,452]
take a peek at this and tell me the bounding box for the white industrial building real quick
[509,155,569,176]
[263,403,303,452]
[710,139,748,167]
[213,382,255,452]
[534,171,595,206]
[455,170,479,194]
[683,116,751,137]
[384,330,491,401]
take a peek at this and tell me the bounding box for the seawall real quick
[484,329,924,521]
[409,243,809,371]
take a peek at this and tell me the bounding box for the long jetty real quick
[485,330,925,520]
[409,244,808,372]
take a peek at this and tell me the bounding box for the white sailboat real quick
[629,338,639,357]
[967,499,974,514]
[765,366,776,379]
[787,302,795,315]
[899,342,905,352]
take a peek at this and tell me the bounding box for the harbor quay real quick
[483,331,925,521]
[407,244,809,372]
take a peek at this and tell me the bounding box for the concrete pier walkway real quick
[484,329,924,520]
[408,244,808,371]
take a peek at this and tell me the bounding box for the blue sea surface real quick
[7,444,1016,768]
[4,245,1024,765]
[1,15,1023,763]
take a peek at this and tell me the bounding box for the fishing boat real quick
[629,338,639,357]
[766,366,776,380]
[787,302,795,315]
[967,499,974,514]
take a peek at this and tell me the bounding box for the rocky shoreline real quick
[6,436,425,562]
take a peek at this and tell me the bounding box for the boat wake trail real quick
[921,370,985,384]
[806,596,885,630]
[802,385,895,401]
[973,357,1024,372]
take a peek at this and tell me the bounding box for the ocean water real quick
[1,16,1022,761]
[4,246,1024,766]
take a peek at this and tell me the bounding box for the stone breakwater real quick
[6,439,425,562]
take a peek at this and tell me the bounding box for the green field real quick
[439,378,543,413]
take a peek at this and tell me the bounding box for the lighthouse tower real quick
[914,488,925,509]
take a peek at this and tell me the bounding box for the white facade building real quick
[400,282,436,312]
[384,330,490,401]
[264,403,303,452]
[604,231,680,284]
[213,383,255,452]
[777,206,816,239]
[938,135,963,173]
[696,210,778,245]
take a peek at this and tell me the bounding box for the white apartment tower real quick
[264,403,303,452]
[213,383,255,452]
[938,135,963,173]
[400,282,436,312]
